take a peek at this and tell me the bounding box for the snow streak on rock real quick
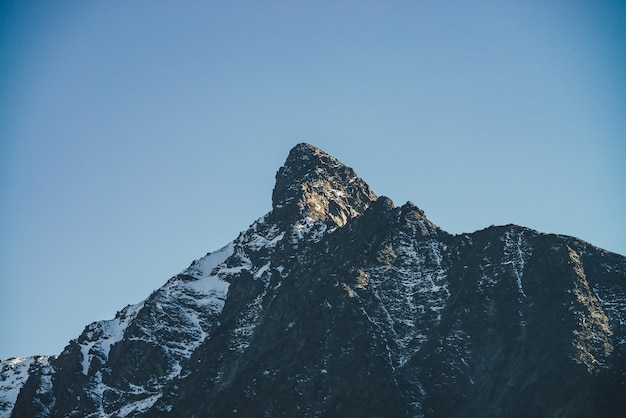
[78,303,144,376]
[363,213,450,368]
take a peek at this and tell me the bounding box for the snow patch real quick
[79,302,145,376]
[185,243,234,279]
[0,357,36,414]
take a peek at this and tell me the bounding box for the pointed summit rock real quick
[271,143,377,229]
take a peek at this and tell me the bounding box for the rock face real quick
[2,143,625,417]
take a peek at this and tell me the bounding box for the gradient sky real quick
[1,0,624,359]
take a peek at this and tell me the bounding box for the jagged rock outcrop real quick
[2,143,625,417]
[271,143,376,228]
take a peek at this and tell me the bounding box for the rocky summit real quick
[2,143,625,417]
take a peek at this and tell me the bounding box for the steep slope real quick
[7,143,377,417]
[152,199,626,417]
[5,143,626,418]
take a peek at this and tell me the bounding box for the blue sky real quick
[1,0,624,359]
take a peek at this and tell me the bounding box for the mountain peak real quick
[271,143,377,228]
[286,142,326,160]
[273,143,343,189]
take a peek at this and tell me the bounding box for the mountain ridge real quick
[2,143,625,417]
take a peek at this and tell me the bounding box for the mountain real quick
[2,143,625,417]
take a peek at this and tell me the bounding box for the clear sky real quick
[1,0,624,359]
